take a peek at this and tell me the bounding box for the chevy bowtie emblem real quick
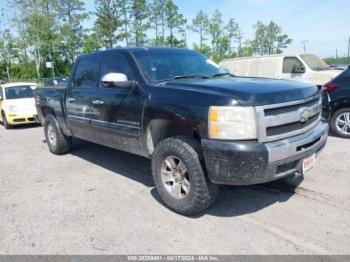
[300,109,312,122]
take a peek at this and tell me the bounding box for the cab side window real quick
[283,57,303,73]
[99,53,134,82]
[73,55,100,87]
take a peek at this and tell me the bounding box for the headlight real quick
[208,106,257,140]
[7,105,18,113]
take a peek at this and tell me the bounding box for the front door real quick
[280,57,305,82]
[65,54,101,142]
[90,52,146,155]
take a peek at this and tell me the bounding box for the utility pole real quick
[348,36,350,63]
[301,40,309,53]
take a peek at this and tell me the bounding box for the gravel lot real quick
[0,124,349,255]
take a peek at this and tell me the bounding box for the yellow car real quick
[0,82,39,129]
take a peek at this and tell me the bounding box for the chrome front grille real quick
[264,98,320,116]
[256,95,322,142]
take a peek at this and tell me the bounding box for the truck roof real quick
[78,47,194,58]
[220,53,313,63]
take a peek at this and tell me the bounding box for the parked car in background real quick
[44,77,69,86]
[0,82,39,129]
[330,64,349,71]
[323,66,350,138]
[35,48,328,215]
[220,53,341,87]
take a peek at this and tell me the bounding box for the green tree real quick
[165,0,186,47]
[0,29,18,80]
[193,43,211,58]
[9,0,57,79]
[208,9,224,54]
[117,0,132,46]
[225,18,239,54]
[150,0,167,46]
[82,32,102,53]
[236,28,244,57]
[131,0,150,46]
[94,0,121,49]
[189,10,209,48]
[252,21,292,55]
[55,0,88,64]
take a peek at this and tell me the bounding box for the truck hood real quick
[305,69,342,86]
[165,77,319,106]
[317,69,342,78]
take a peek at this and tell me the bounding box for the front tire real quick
[330,108,350,138]
[44,114,72,155]
[1,112,11,129]
[152,136,218,216]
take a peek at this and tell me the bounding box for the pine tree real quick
[55,0,88,64]
[189,10,209,48]
[131,0,150,46]
[94,0,120,49]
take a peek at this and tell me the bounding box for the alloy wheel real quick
[161,156,191,199]
[335,112,350,135]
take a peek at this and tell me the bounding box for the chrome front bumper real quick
[266,119,329,163]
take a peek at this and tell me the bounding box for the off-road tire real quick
[152,136,218,216]
[44,114,72,155]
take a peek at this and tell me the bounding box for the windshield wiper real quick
[210,73,236,78]
[173,75,211,80]
[156,75,210,84]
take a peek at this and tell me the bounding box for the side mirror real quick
[292,65,305,74]
[101,73,130,88]
[101,73,141,93]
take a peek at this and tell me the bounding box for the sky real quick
[176,0,350,58]
[83,0,350,58]
[2,0,349,58]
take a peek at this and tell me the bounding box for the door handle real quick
[67,98,75,103]
[92,99,104,105]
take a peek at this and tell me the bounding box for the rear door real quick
[65,54,101,141]
[90,52,146,155]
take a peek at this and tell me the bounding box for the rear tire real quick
[1,112,11,129]
[330,108,350,138]
[44,114,72,155]
[152,136,218,216]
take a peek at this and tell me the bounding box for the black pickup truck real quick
[35,48,329,215]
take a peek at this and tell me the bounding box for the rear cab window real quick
[72,55,100,88]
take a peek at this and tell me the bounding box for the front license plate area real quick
[302,154,316,174]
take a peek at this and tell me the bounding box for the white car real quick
[220,53,341,87]
[0,82,39,129]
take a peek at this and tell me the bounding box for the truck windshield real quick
[300,54,330,71]
[132,50,221,83]
[5,86,34,100]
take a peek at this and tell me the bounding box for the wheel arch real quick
[41,106,56,118]
[145,119,201,157]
